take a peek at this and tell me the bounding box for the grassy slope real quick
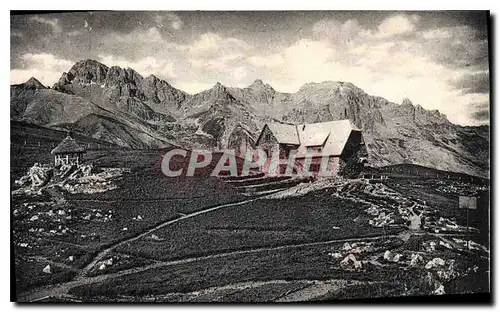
[12,123,490,301]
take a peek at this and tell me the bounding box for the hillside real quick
[10,59,490,177]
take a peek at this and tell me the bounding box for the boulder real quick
[340,253,363,270]
[42,265,51,274]
[425,258,446,270]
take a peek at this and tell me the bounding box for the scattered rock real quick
[329,252,343,259]
[410,253,423,267]
[425,258,446,270]
[340,254,363,271]
[42,265,51,274]
[433,284,445,295]
[383,250,392,260]
[439,241,453,250]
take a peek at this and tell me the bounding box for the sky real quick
[10,11,489,125]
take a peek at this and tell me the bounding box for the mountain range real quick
[10,59,489,178]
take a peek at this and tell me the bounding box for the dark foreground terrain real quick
[11,126,490,302]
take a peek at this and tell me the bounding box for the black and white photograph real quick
[10,10,491,303]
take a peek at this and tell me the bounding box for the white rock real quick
[122,227,128,231]
[29,215,39,221]
[433,284,445,295]
[68,256,74,262]
[439,241,453,250]
[42,265,51,274]
[98,263,106,271]
[383,250,392,260]
[329,252,343,259]
[340,254,362,270]
[410,253,423,266]
[425,258,446,270]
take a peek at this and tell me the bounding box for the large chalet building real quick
[255,120,368,176]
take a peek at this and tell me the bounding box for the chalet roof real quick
[265,123,300,145]
[296,120,359,157]
[301,130,330,147]
[51,135,85,154]
[260,119,360,157]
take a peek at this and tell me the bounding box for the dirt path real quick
[19,233,405,302]
[274,280,347,302]
[16,179,478,302]
[30,256,79,272]
[77,195,268,278]
[67,197,207,203]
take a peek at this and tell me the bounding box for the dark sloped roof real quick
[265,123,300,145]
[259,120,360,157]
[51,135,85,154]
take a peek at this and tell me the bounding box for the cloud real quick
[98,55,177,79]
[29,16,62,33]
[312,18,365,43]
[153,12,183,30]
[185,33,252,84]
[66,30,82,37]
[418,26,489,70]
[449,71,490,94]
[10,53,73,85]
[471,109,489,122]
[376,14,420,38]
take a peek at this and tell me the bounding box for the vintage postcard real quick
[10,11,490,303]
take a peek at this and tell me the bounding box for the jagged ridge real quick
[10,59,489,177]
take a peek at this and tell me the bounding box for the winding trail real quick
[17,179,480,302]
[18,230,468,302]
[76,195,266,278]
[19,233,404,302]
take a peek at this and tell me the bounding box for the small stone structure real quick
[51,132,86,167]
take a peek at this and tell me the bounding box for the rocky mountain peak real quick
[401,98,413,106]
[23,77,46,90]
[249,79,264,87]
[106,66,143,85]
[144,74,159,83]
[247,79,275,92]
[65,59,109,85]
[209,82,229,95]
